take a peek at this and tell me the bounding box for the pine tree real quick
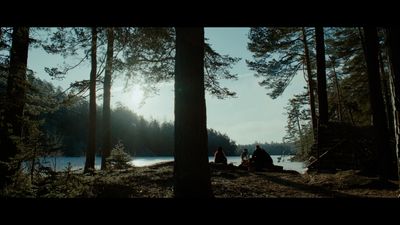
[0,27,30,188]
[84,27,97,173]
[363,27,393,181]
[386,27,400,184]
[247,27,317,141]
[325,27,370,125]
[123,27,240,99]
[315,27,329,126]
[174,27,213,198]
[101,28,114,170]
[283,93,312,158]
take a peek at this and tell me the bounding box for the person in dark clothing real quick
[239,148,250,169]
[214,146,227,164]
[251,145,273,171]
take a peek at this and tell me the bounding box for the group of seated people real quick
[213,145,274,171]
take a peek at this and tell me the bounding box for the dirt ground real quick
[99,161,399,198]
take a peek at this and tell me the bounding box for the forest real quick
[0,27,399,198]
[0,73,239,156]
[0,72,294,157]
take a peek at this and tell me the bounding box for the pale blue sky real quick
[28,27,306,145]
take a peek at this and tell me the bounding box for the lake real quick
[37,155,307,174]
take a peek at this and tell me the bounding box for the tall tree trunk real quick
[301,27,317,141]
[101,28,114,170]
[315,27,329,125]
[386,27,400,184]
[363,27,393,181]
[0,27,29,188]
[174,27,213,198]
[315,26,328,169]
[378,50,394,135]
[84,27,97,173]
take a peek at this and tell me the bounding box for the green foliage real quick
[41,27,240,101]
[0,27,12,64]
[106,141,132,170]
[283,27,371,161]
[204,41,241,98]
[0,169,35,198]
[123,27,241,99]
[284,27,382,162]
[0,58,64,190]
[325,27,371,126]
[283,92,313,157]
[27,81,238,157]
[36,171,93,198]
[247,27,315,99]
[208,128,237,155]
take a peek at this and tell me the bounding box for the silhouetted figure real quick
[239,149,250,169]
[251,145,273,171]
[214,146,227,165]
[241,149,249,162]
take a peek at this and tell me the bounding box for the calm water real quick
[38,155,307,174]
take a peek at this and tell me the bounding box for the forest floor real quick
[4,161,399,198]
[122,161,399,198]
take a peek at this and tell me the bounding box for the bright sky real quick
[28,27,306,145]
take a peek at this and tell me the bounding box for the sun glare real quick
[130,86,144,109]
[112,83,147,112]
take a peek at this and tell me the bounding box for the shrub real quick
[106,141,132,170]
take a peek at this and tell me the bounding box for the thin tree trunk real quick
[386,27,400,184]
[101,28,114,170]
[363,27,392,181]
[30,145,36,182]
[301,27,317,140]
[0,27,29,188]
[348,108,355,125]
[84,27,97,173]
[329,57,343,122]
[296,115,305,154]
[174,27,213,198]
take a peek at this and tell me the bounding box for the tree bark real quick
[101,28,114,170]
[315,27,329,125]
[174,27,213,198]
[301,27,317,140]
[84,27,97,173]
[315,26,328,170]
[378,50,394,135]
[363,27,393,181]
[386,27,400,183]
[6,27,29,142]
[0,27,29,188]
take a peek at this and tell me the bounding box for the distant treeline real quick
[0,74,238,156]
[0,73,295,157]
[237,142,295,156]
[45,101,239,156]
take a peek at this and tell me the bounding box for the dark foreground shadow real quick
[257,173,359,198]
